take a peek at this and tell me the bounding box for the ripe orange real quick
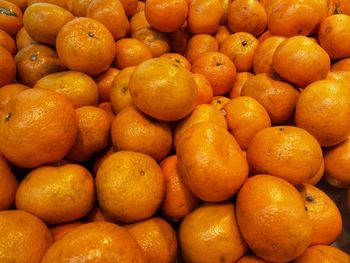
[332,58,350,71]
[236,255,272,263]
[214,25,232,46]
[294,245,350,262]
[229,71,254,99]
[50,221,84,241]
[185,34,219,64]
[0,46,16,87]
[129,10,150,35]
[0,154,18,210]
[0,29,16,55]
[15,26,37,50]
[94,67,120,103]
[0,0,23,36]
[160,53,191,71]
[192,73,214,105]
[168,24,190,55]
[119,0,138,16]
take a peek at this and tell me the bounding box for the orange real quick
[34,71,99,108]
[319,14,350,60]
[236,255,272,263]
[0,154,18,210]
[66,106,112,161]
[15,44,65,87]
[295,79,350,146]
[220,32,259,72]
[7,0,26,11]
[0,29,16,55]
[0,0,23,36]
[159,155,200,221]
[96,151,165,223]
[223,96,271,150]
[332,58,350,71]
[219,0,230,24]
[296,183,342,245]
[188,0,224,34]
[229,71,254,99]
[192,73,214,105]
[177,122,248,201]
[272,35,330,88]
[324,137,350,188]
[129,57,197,121]
[332,0,350,15]
[86,0,129,40]
[0,89,77,168]
[119,0,138,16]
[16,164,95,224]
[0,83,28,110]
[131,26,170,57]
[92,147,114,176]
[241,74,299,125]
[326,70,350,88]
[70,0,91,16]
[111,105,172,161]
[113,38,152,69]
[110,66,135,114]
[174,103,227,147]
[56,17,116,76]
[306,159,325,185]
[160,53,191,71]
[214,25,232,46]
[50,221,84,241]
[179,203,247,263]
[210,95,231,110]
[258,30,271,42]
[84,206,115,222]
[168,24,190,55]
[227,0,267,36]
[0,46,16,87]
[129,10,150,34]
[247,126,323,185]
[15,26,37,50]
[253,36,286,75]
[293,245,350,262]
[144,0,188,32]
[23,3,74,45]
[192,51,236,95]
[185,34,219,64]
[124,217,178,263]
[27,0,67,8]
[94,67,120,103]
[0,210,52,262]
[236,175,312,262]
[41,222,146,263]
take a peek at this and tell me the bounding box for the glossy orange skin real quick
[332,58,350,71]
[326,70,350,88]
[214,25,232,46]
[210,95,231,110]
[306,159,325,185]
[247,126,323,185]
[0,210,53,262]
[94,67,120,103]
[0,46,16,87]
[229,72,254,99]
[0,0,23,36]
[50,221,84,241]
[179,203,247,263]
[41,222,146,263]
[0,29,16,55]
[160,53,191,71]
[236,175,312,262]
[15,26,37,50]
[0,83,28,110]
[129,10,149,34]
[0,154,18,210]
[192,73,214,105]
[293,245,350,262]
[119,0,138,16]
[70,0,91,16]
[185,34,219,64]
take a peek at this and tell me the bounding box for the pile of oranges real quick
[1,0,350,262]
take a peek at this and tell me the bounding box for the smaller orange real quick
[129,10,150,34]
[214,25,232,46]
[119,0,138,16]
[15,26,37,50]
[0,29,16,55]
[229,71,254,99]
[192,73,214,105]
[94,67,120,103]
[332,58,350,71]
[0,154,18,210]
[185,34,219,64]
[0,0,23,36]
[294,245,350,262]
[50,221,84,241]
[0,46,16,87]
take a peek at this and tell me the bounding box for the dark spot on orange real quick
[4,113,11,121]
[31,54,38,61]
[242,40,248,46]
[88,32,94,38]
[140,170,145,176]
[306,195,314,202]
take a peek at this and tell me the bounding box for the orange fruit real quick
[0,29,16,55]
[326,70,350,88]
[332,58,350,71]
[66,106,112,161]
[144,0,188,33]
[296,183,342,245]
[210,95,231,110]
[324,137,350,188]
[50,221,84,241]
[0,83,28,110]
[0,154,18,210]
[15,44,65,87]
[94,67,120,103]
[272,35,330,88]
[177,122,248,201]
[223,96,271,150]
[188,0,224,34]
[214,25,232,46]
[56,17,116,76]
[160,52,191,71]
[306,158,325,185]
[23,3,74,45]
[168,24,191,55]
[192,51,236,95]
[241,74,299,125]
[119,0,138,16]
[0,0,23,36]
[131,26,170,57]
[227,0,267,36]
[247,126,323,185]
[96,151,165,223]
[185,34,219,64]
[295,79,350,146]
[129,57,197,121]
[124,217,178,263]
[293,245,350,262]
[159,155,200,221]
[111,105,172,161]
[236,175,312,262]
[129,10,150,34]
[110,66,135,114]
[99,101,115,121]
[70,0,91,16]
[236,255,272,263]
[113,38,152,69]
[229,71,254,99]
[27,0,67,8]
[179,203,247,263]
[174,103,227,147]
[0,46,16,87]
[41,222,146,263]
[0,89,77,168]
[0,210,53,262]
[87,0,129,41]
[332,0,350,15]
[192,73,214,105]
[258,30,271,42]
[220,32,259,72]
[16,164,95,224]
[15,26,37,50]
[253,36,286,75]
[34,71,99,108]
[7,0,26,10]
[319,14,350,60]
